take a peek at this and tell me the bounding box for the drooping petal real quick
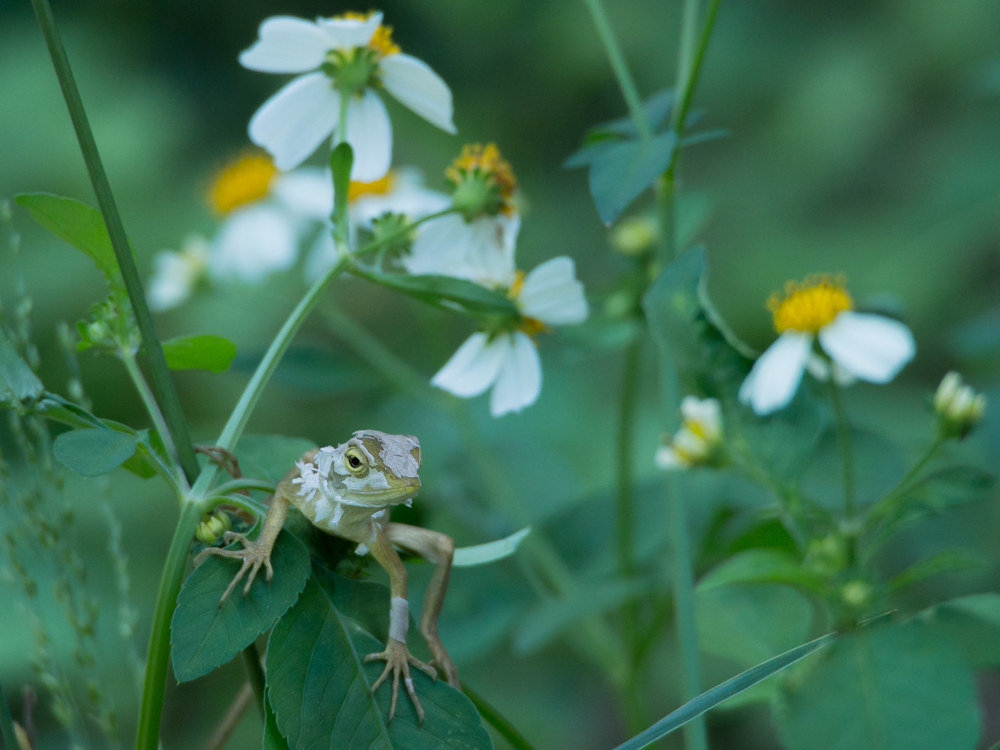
[271,167,333,219]
[431,332,507,398]
[738,331,813,415]
[209,205,298,283]
[518,256,589,326]
[343,90,392,182]
[315,12,382,50]
[239,17,330,73]
[349,167,450,226]
[248,72,340,171]
[818,311,916,384]
[403,213,518,288]
[489,332,542,417]
[379,53,456,134]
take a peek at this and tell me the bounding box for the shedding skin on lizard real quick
[192,430,460,723]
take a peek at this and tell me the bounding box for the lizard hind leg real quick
[386,523,460,688]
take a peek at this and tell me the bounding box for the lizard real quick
[193,430,459,723]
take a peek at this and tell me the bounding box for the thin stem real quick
[204,683,254,750]
[30,0,199,483]
[671,0,722,138]
[828,379,856,521]
[461,685,538,750]
[202,494,270,519]
[121,350,184,488]
[135,500,203,750]
[213,478,277,496]
[0,681,17,750]
[616,338,643,669]
[240,644,266,722]
[863,438,943,532]
[581,0,651,139]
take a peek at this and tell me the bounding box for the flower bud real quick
[195,511,231,545]
[803,534,848,578]
[610,215,658,257]
[935,371,986,440]
[655,396,724,470]
[840,580,874,610]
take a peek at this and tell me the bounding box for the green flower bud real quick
[195,512,232,545]
[935,371,986,440]
[803,534,848,578]
[610,215,658,256]
[840,580,874,610]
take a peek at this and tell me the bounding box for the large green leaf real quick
[698,549,823,594]
[53,427,140,477]
[0,329,43,406]
[266,566,492,750]
[773,620,980,750]
[15,193,120,281]
[918,593,1000,668]
[696,583,813,666]
[350,265,518,319]
[234,435,318,484]
[161,334,237,372]
[586,132,675,225]
[171,531,310,682]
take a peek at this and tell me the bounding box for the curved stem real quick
[135,499,202,750]
[213,478,277,496]
[120,350,185,488]
[201,494,270,519]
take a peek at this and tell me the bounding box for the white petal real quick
[818,311,916,384]
[738,332,813,415]
[315,12,381,50]
[655,446,686,471]
[431,332,507,398]
[209,205,298,283]
[239,17,330,73]
[349,167,450,226]
[379,53,456,134]
[271,168,333,219]
[148,252,194,311]
[404,213,518,288]
[489,332,542,417]
[343,91,392,182]
[248,72,340,171]
[518,256,589,326]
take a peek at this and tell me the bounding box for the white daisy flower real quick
[655,396,724,470]
[431,257,588,417]
[206,154,332,284]
[240,11,456,179]
[148,234,210,312]
[739,276,916,416]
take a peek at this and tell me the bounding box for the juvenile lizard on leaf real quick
[194,430,459,723]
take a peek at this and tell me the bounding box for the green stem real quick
[0,681,17,750]
[121,350,184,487]
[135,499,202,750]
[581,0,651,139]
[213,478,277,496]
[30,0,199,483]
[671,0,722,137]
[863,438,943,532]
[203,494,270,519]
[240,644,266,722]
[828,380,856,521]
[462,685,538,750]
[616,338,643,669]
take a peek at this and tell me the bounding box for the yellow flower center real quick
[768,275,853,334]
[336,11,401,56]
[209,154,276,214]
[446,143,518,210]
[348,172,396,202]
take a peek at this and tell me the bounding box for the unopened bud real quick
[610,215,658,256]
[840,580,873,610]
[935,372,986,440]
[195,512,231,544]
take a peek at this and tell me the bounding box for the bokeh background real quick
[1,0,1000,748]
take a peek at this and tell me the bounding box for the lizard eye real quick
[345,448,368,476]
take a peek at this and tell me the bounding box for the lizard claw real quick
[364,638,436,723]
[193,534,274,606]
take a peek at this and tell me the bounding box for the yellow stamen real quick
[335,11,400,56]
[348,172,396,202]
[518,317,548,338]
[768,275,853,334]
[209,154,276,214]
[446,143,518,208]
[507,270,526,299]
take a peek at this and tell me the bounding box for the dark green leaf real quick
[698,550,822,593]
[234,435,318,484]
[266,566,492,750]
[773,620,980,750]
[888,549,983,591]
[15,193,120,281]
[171,530,310,682]
[350,265,519,318]
[53,427,140,477]
[918,593,1000,668]
[614,631,836,750]
[587,132,675,225]
[0,329,43,406]
[161,334,237,372]
[264,687,292,750]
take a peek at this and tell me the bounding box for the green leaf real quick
[918,593,1000,668]
[161,335,237,372]
[15,193,120,281]
[696,583,813,666]
[902,465,996,510]
[698,550,822,593]
[350,265,519,319]
[266,566,492,750]
[53,427,140,477]
[234,434,318,484]
[0,329,43,406]
[888,549,983,591]
[264,686,292,750]
[614,631,836,750]
[773,620,980,750]
[171,530,310,682]
[453,527,531,567]
[587,132,675,225]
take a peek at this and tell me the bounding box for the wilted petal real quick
[344,90,392,182]
[316,12,382,50]
[248,72,340,170]
[379,53,456,134]
[738,331,813,415]
[271,167,333,219]
[818,311,916,384]
[489,332,542,417]
[209,205,298,283]
[431,332,507,398]
[518,256,588,326]
[239,17,330,73]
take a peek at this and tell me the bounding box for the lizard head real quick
[319,430,421,507]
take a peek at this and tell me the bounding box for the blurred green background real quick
[2,0,1000,748]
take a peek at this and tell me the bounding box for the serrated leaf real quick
[266,566,493,750]
[161,334,237,372]
[587,132,676,225]
[698,549,822,593]
[0,329,43,406]
[53,427,140,477]
[171,530,310,682]
[453,527,531,567]
[234,435,318,484]
[350,266,518,319]
[15,193,120,281]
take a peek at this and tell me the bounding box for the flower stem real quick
[863,438,943,534]
[581,0,651,139]
[29,0,199,483]
[135,499,202,750]
[462,685,538,750]
[671,0,721,138]
[120,349,185,488]
[828,379,856,522]
[240,644,266,721]
[616,338,643,655]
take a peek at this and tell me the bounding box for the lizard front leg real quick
[193,487,291,606]
[364,525,437,723]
